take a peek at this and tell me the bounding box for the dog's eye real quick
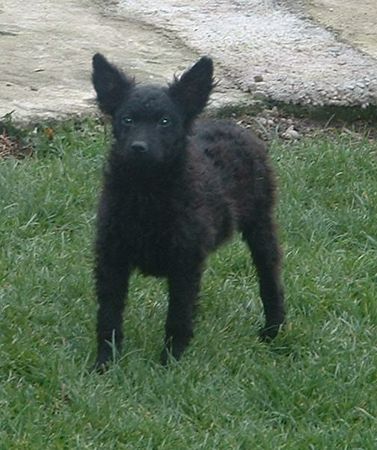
[158,117,171,127]
[122,117,134,126]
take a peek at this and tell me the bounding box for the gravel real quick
[116,0,377,107]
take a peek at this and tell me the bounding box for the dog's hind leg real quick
[161,267,202,365]
[242,216,285,341]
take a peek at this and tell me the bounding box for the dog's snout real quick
[131,141,149,153]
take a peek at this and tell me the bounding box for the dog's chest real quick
[121,194,175,276]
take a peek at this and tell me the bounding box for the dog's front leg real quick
[161,267,202,365]
[93,259,130,372]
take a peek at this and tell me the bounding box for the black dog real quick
[92,53,285,370]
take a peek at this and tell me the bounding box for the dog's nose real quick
[131,141,149,153]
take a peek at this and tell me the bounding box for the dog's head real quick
[92,53,214,168]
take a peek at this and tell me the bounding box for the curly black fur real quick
[91,53,285,370]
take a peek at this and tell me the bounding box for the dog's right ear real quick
[92,53,134,116]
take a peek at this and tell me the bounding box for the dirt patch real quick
[0,125,33,158]
[211,103,377,145]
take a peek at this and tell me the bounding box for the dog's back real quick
[191,118,276,224]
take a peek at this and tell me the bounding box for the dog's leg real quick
[161,268,202,365]
[242,217,285,341]
[93,259,130,372]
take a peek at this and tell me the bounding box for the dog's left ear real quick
[169,57,215,125]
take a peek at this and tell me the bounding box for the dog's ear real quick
[169,57,215,125]
[92,53,134,116]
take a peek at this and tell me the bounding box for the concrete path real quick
[1,0,377,123]
[307,0,377,59]
[117,0,377,107]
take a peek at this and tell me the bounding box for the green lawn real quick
[0,120,376,449]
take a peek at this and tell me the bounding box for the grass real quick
[0,119,376,449]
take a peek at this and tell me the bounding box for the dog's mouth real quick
[115,145,164,171]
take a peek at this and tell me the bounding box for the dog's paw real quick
[160,341,187,366]
[90,358,110,374]
[259,322,284,342]
[90,348,114,374]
